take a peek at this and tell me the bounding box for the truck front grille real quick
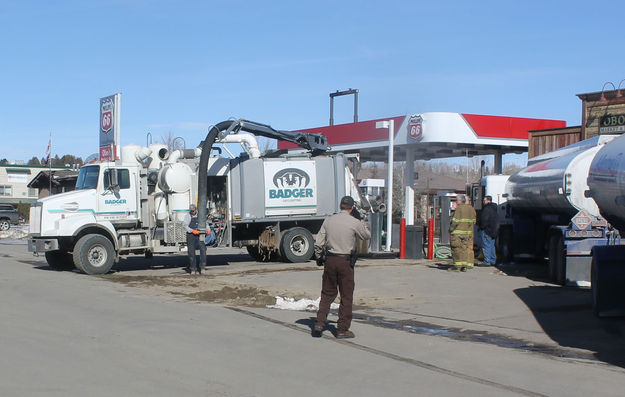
[29,205,42,235]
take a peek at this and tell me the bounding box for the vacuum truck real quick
[27,119,368,274]
[473,134,622,286]
[586,133,625,316]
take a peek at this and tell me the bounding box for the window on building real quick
[0,185,13,196]
[28,188,38,197]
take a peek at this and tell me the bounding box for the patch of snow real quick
[268,296,339,311]
[0,227,28,240]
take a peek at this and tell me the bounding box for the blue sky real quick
[1,0,624,162]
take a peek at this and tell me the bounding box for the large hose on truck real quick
[196,119,326,238]
[197,121,236,239]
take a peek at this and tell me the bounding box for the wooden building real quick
[529,87,625,158]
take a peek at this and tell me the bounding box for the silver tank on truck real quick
[587,133,625,232]
[505,135,619,217]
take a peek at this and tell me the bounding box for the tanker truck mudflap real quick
[591,245,625,317]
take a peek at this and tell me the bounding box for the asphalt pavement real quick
[1,239,625,396]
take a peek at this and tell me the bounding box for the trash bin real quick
[405,225,424,259]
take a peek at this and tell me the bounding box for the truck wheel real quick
[0,219,10,231]
[548,234,558,281]
[45,250,75,271]
[591,257,600,317]
[280,227,314,263]
[73,234,115,275]
[498,226,513,263]
[552,234,566,286]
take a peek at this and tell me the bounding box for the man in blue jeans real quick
[183,204,206,274]
[478,195,498,266]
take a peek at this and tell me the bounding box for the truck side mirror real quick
[105,169,120,194]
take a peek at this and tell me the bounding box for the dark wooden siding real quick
[528,126,582,158]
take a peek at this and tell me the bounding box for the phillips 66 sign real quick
[99,93,121,161]
[407,114,423,141]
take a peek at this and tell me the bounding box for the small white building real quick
[0,164,71,205]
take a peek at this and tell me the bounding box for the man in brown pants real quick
[313,196,371,338]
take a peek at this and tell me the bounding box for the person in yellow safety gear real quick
[449,194,476,271]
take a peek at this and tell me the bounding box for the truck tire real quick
[45,250,75,271]
[0,219,10,231]
[73,234,115,275]
[498,226,513,263]
[280,227,314,263]
[591,257,600,317]
[548,234,559,281]
[548,234,566,285]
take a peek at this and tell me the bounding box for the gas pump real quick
[434,192,457,246]
[359,179,386,252]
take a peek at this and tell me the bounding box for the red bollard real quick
[399,218,406,259]
[427,218,434,259]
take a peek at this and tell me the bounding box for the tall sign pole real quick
[376,119,395,251]
[48,134,52,194]
[99,93,121,161]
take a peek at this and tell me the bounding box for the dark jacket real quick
[479,202,499,238]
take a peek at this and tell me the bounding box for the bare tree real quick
[158,131,185,152]
[370,162,380,178]
[258,137,276,155]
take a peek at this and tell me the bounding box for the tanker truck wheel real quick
[591,256,600,317]
[548,234,566,285]
[498,226,513,263]
[280,227,314,263]
[73,234,115,275]
[548,234,559,281]
[45,250,75,271]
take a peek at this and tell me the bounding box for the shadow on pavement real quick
[514,285,625,367]
[296,317,338,337]
[23,252,261,273]
[496,261,551,283]
[428,263,454,271]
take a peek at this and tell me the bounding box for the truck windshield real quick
[75,166,100,190]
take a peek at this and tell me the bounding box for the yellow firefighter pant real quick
[451,233,474,268]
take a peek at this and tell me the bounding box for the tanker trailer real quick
[587,133,625,316]
[500,134,619,286]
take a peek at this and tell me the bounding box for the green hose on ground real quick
[434,244,452,259]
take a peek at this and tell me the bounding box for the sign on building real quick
[99,93,121,161]
[600,113,625,134]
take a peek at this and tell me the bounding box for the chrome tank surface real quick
[505,135,618,217]
[587,133,625,232]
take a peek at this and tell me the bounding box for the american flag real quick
[44,133,51,166]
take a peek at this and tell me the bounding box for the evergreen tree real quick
[27,156,41,166]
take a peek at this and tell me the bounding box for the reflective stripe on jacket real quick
[450,204,476,235]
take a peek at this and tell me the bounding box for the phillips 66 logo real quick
[101,98,114,133]
[408,115,423,141]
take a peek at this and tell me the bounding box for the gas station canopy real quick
[280,112,566,162]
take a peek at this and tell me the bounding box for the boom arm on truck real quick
[196,119,330,238]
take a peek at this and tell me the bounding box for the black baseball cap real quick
[340,196,355,207]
